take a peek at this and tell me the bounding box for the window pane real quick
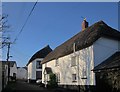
[72,74,77,81]
[56,73,60,82]
[55,59,59,66]
[71,56,76,66]
[36,61,42,69]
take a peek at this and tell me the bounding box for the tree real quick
[0,14,10,49]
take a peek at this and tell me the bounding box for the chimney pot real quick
[82,18,88,31]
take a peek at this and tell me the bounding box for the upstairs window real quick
[81,66,87,79]
[55,59,59,66]
[36,61,42,69]
[71,56,77,66]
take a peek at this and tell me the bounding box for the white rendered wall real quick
[17,67,27,80]
[42,45,95,86]
[27,58,43,80]
[118,41,120,51]
[93,37,119,67]
[42,37,119,86]
[28,61,35,80]
[10,64,17,77]
[0,65,1,91]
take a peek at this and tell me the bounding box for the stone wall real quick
[95,69,120,92]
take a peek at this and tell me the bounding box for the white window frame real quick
[36,61,41,69]
[81,66,87,79]
[72,74,77,82]
[56,73,60,83]
[55,59,59,66]
[71,56,77,66]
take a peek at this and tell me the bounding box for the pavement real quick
[2,80,76,92]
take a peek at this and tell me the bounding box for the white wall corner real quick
[118,41,120,51]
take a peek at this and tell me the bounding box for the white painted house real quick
[2,61,17,81]
[1,62,8,90]
[0,61,17,91]
[41,20,120,91]
[9,61,17,79]
[0,62,2,92]
[16,67,27,80]
[27,45,52,83]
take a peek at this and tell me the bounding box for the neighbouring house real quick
[41,20,120,91]
[0,61,17,91]
[9,61,17,80]
[93,51,120,92]
[16,67,27,81]
[27,45,52,83]
[1,61,8,91]
[2,61,17,82]
[0,62,2,92]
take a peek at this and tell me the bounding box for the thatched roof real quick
[41,20,120,64]
[93,51,120,71]
[27,45,52,66]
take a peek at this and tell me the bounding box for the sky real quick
[2,2,119,67]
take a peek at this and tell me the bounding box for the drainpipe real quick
[73,43,80,92]
[44,63,47,88]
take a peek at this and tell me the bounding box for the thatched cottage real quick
[41,20,120,91]
[27,45,52,83]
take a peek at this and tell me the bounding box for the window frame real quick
[56,73,60,83]
[81,65,87,79]
[36,61,42,69]
[71,56,77,67]
[72,74,77,82]
[55,58,59,66]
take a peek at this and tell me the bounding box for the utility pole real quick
[6,42,11,82]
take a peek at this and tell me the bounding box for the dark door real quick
[36,71,42,79]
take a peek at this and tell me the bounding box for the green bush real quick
[47,73,58,88]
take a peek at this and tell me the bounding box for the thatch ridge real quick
[27,45,52,66]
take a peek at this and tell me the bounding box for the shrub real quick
[47,73,58,88]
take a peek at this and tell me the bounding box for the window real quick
[72,74,77,82]
[36,61,42,69]
[55,59,59,66]
[56,73,60,82]
[36,71,42,79]
[81,66,87,79]
[71,56,77,66]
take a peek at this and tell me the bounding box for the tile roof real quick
[1,61,17,67]
[27,45,52,66]
[41,20,120,64]
[93,51,120,71]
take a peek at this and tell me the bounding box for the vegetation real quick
[0,14,10,49]
[47,73,58,88]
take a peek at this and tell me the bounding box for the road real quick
[2,80,75,92]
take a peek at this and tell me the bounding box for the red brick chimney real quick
[82,18,88,31]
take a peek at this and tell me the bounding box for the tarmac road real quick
[2,80,75,92]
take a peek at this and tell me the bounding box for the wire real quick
[13,0,38,43]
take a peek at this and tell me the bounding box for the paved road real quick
[2,80,75,92]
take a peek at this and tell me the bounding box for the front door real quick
[36,71,42,79]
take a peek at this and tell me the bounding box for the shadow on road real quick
[2,80,76,92]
